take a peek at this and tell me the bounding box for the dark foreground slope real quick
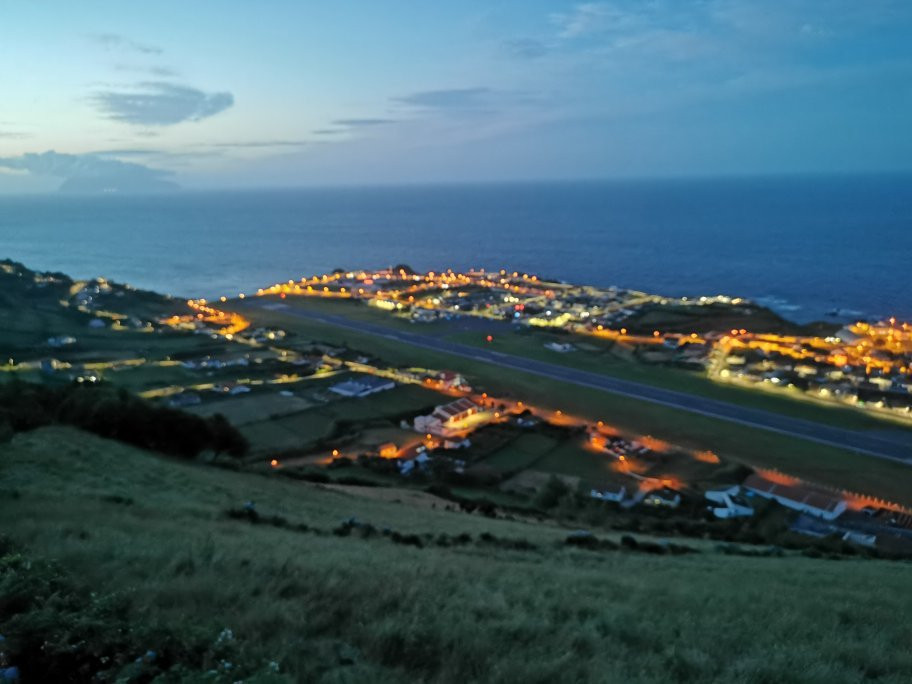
[2,427,911,683]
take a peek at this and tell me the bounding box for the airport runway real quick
[263,304,912,465]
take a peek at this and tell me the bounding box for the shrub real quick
[0,380,249,459]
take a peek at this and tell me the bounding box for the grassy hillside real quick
[2,427,911,682]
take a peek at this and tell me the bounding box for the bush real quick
[0,550,290,681]
[534,476,572,510]
[0,380,248,459]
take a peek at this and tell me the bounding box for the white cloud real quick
[91,82,234,126]
[90,33,163,55]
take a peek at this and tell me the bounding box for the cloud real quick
[115,63,180,78]
[90,33,163,55]
[551,3,618,38]
[332,118,397,127]
[0,130,30,139]
[394,87,492,109]
[90,82,234,126]
[206,140,310,149]
[92,148,160,157]
[312,129,344,135]
[0,150,178,193]
[503,38,550,59]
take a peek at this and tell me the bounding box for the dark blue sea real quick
[2,175,910,322]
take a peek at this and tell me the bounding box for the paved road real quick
[265,304,912,465]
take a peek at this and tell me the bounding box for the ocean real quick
[1,175,910,322]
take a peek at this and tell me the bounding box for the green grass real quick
[321,384,441,422]
[231,302,912,506]
[533,441,618,483]
[240,384,442,453]
[188,393,314,425]
[3,427,912,682]
[481,433,559,472]
[241,411,338,451]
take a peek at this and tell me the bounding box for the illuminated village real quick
[3,258,911,554]
[253,266,912,421]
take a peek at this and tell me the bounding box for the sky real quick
[1,0,911,192]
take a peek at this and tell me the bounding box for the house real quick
[213,383,251,396]
[411,309,438,323]
[329,375,396,398]
[399,452,430,475]
[438,371,469,391]
[514,414,540,428]
[378,443,398,458]
[414,397,481,436]
[169,392,202,408]
[589,484,626,503]
[790,513,836,538]
[743,473,847,520]
[47,335,77,348]
[843,530,877,547]
[443,438,471,450]
[40,358,64,374]
[643,488,681,508]
[704,485,755,519]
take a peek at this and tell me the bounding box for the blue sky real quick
[1,1,910,191]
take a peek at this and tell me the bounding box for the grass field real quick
[481,433,559,472]
[188,393,314,425]
[241,410,339,451]
[533,441,620,483]
[3,427,912,682]
[239,383,443,453]
[232,301,912,507]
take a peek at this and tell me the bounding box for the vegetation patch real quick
[0,380,247,459]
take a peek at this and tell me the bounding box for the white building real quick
[589,484,626,503]
[743,474,846,521]
[414,397,480,436]
[329,376,396,398]
[643,488,681,508]
[705,485,755,519]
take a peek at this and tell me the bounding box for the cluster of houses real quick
[181,354,251,371]
[581,469,911,553]
[712,323,912,418]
